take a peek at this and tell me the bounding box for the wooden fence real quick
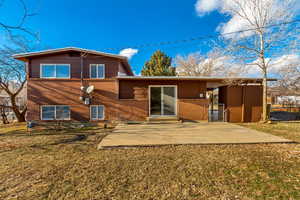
[271,105,300,113]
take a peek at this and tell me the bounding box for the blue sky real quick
[1,0,299,75]
[0,0,226,74]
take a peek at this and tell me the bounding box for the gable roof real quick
[13,47,127,60]
[13,47,134,75]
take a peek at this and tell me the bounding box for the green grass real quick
[0,123,299,199]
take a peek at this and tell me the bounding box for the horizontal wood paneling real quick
[178,99,209,121]
[223,86,263,123]
[29,52,126,79]
[119,80,207,99]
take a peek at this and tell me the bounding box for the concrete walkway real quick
[98,122,293,148]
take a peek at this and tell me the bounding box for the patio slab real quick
[98,122,293,148]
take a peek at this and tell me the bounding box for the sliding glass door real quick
[150,86,177,116]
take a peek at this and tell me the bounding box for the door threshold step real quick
[147,116,180,122]
[145,121,182,124]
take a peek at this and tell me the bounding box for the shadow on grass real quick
[0,124,114,153]
[50,134,87,145]
[0,127,97,137]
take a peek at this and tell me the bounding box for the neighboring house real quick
[13,47,273,123]
[268,87,300,106]
[275,96,300,106]
[0,83,27,121]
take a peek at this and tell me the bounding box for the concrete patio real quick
[98,122,293,148]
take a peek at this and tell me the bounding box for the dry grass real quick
[0,123,299,200]
[240,122,300,143]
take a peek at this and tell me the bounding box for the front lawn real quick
[0,123,299,199]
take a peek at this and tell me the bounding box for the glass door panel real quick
[150,87,162,115]
[163,87,176,115]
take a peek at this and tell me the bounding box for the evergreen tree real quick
[141,50,176,76]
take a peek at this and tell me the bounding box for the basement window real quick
[90,105,105,120]
[90,64,105,79]
[41,105,70,120]
[41,64,70,78]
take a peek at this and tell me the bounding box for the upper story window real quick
[90,64,105,79]
[41,64,70,78]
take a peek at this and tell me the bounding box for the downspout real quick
[80,52,87,103]
[80,53,84,87]
[241,85,246,122]
[80,51,88,93]
[211,90,214,119]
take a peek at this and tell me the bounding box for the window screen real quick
[41,106,55,120]
[90,105,104,120]
[41,64,70,78]
[41,106,70,120]
[90,64,105,78]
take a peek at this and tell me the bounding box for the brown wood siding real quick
[222,85,262,123]
[118,80,209,121]
[25,50,263,122]
[178,81,207,99]
[26,77,262,123]
[26,79,149,121]
[27,78,209,122]
[244,86,263,122]
[227,86,243,122]
[178,99,208,121]
[29,52,127,79]
[118,63,128,75]
[119,80,207,99]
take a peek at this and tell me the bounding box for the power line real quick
[103,19,300,51]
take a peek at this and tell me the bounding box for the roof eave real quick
[12,47,128,60]
[116,76,277,81]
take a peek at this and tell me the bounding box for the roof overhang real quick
[117,76,277,82]
[13,47,127,60]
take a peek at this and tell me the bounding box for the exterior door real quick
[150,86,177,116]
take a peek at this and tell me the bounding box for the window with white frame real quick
[41,64,70,78]
[90,105,104,120]
[90,64,105,78]
[41,105,70,120]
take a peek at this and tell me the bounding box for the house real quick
[0,83,27,121]
[13,47,274,123]
[268,87,300,106]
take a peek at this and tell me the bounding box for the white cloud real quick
[245,54,300,76]
[195,0,220,16]
[270,54,300,72]
[119,48,138,59]
[195,0,299,39]
[133,71,141,76]
[217,15,254,39]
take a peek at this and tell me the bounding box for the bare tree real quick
[217,0,299,121]
[0,0,38,123]
[277,62,300,95]
[0,37,32,122]
[0,0,37,38]
[175,51,221,76]
[0,92,10,124]
[175,48,246,77]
